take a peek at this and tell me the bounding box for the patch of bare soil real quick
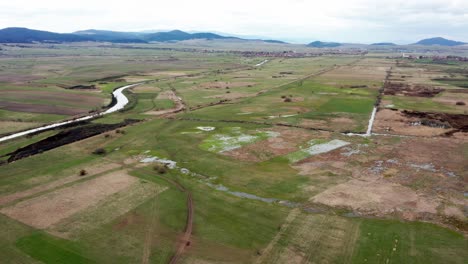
[223,127,312,162]
[0,162,121,206]
[373,109,452,136]
[312,178,439,217]
[384,82,444,97]
[0,171,136,229]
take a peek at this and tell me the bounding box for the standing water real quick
[365,107,378,136]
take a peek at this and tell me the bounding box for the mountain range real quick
[0,27,466,47]
[0,27,287,44]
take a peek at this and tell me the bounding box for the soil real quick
[0,171,136,229]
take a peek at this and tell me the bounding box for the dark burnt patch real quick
[384,82,444,97]
[402,110,468,133]
[5,119,140,163]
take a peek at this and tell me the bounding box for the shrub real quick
[153,163,167,174]
[92,148,106,155]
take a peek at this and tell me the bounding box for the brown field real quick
[0,171,136,229]
[0,162,121,206]
[373,109,452,136]
[312,178,439,216]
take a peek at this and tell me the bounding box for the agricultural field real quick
[0,43,466,264]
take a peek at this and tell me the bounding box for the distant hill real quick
[414,37,465,46]
[371,42,397,46]
[263,39,288,44]
[73,29,147,43]
[0,27,90,43]
[307,41,341,48]
[144,30,235,42]
[0,27,285,44]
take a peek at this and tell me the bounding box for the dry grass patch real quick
[0,171,136,229]
[257,213,360,264]
[373,109,451,136]
[311,178,439,217]
[0,162,121,206]
[49,182,167,238]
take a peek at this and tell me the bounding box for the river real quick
[0,83,139,143]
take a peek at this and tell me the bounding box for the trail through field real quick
[138,168,194,264]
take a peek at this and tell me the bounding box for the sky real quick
[0,0,467,44]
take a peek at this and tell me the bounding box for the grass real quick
[16,233,95,264]
[352,219,467,264]
[433,78,468,88]
[384,95,458,113]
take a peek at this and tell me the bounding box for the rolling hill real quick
[0,27,90,43]
[414,37,466,46]
[307,41,341,48]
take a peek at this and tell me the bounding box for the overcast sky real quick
[1,0,467,44]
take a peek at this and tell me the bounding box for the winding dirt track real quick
[146,174,193,264]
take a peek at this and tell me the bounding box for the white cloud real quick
[0,0,467,43]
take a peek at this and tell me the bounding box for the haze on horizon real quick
[0,0,467,44]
